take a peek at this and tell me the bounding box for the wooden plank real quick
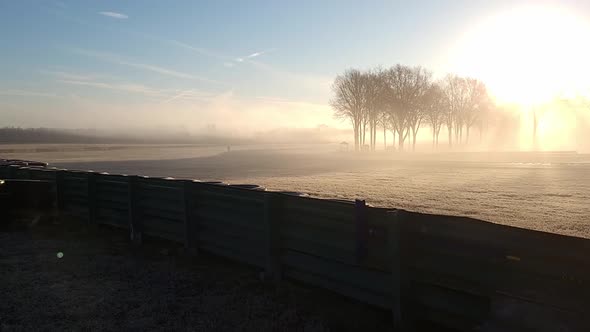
[199,241,265,268]
[96,193,129,206]
[95,182,129,194]
[281,250,391,294]
[198,227,264,251]
[96,213,128,228]
[282,210,355,233]
[196,197,265,217]
[403,212,590,262]
[283,268,390,309]
[29,169,57,181]
[280,222,354,252]
[143,228,184,243]
[137,180,183,191]
[196,207,265,231]
[141,217,184,242]
[96,207,128,220]
[281,237,356,265]
[63,205,89,219]
[411,282,491,324]
[137,190,184,204]
[63,182,88,192]
[282,196,356,222]
[62,196,88,206]
[193,181,265,195]
[138,206,184,222]
[199,218,264,241]
[406,227,590,275]
[195,185,265,202]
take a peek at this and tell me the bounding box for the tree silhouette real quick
[332,65,493,152]
[331,69,367,151]
[423,83,446,148]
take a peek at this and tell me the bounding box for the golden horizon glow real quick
[450,4,590,106]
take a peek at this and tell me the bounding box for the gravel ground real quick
[0,219,393,332]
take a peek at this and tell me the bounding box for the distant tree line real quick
[331,65,493,151]
[0,127,102,144]
[0,127,234,144]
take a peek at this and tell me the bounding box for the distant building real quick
[339,141,349,152]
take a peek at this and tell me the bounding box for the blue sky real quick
[1,0,589,132]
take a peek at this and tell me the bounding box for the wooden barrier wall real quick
[2,164,589,331]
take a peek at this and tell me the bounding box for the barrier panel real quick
[59,170,90,220]
[191,182,267,268]
[95,173,130,230]
[133,177,186,242]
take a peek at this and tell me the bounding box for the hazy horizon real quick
[2,1,590,150]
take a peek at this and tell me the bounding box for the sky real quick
[1,0,590,134]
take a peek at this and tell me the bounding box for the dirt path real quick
[0,219,392,331]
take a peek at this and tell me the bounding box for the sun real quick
[449,4,590,106]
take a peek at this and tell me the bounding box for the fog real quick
[3,95,588,153]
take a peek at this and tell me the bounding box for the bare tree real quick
[331,69,367,151]
[423,83,446,148]
[380,112,389,150]
[408,68,432,151]
[332,66,492,152]
[463,78,490,144]
[363,72,381,151]
[441,74,469,148]
[383,65,428,151]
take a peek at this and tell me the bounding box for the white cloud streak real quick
[0,89,59,98]
[57,79,165,97]
[168,40,230,60]
[41,70,98,81]
[247,49,275,58]
[71,48,219,83]
[160,90,213,104]
[99,11,128,19]
[167,39,276,69]
[50,70,216,102]
[227,48,276,67]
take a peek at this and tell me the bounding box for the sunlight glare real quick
[450,5,590,106]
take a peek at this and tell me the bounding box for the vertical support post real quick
[128,175,142,245]
[55,170,66,217]
[355,199,368,264]
[87,172,97,225]
[183,180,198,254]
[264,192,282,284]
[388,209,409,331]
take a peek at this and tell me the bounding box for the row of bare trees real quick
[331,64,493,151]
